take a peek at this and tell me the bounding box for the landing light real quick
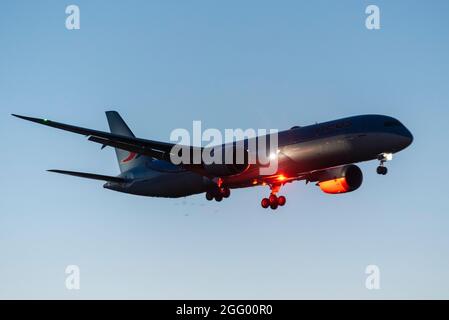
[277,174,286,182]
[269,149,280,160]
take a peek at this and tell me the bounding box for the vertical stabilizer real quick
[105,111,149,173]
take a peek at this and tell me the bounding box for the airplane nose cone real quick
[405,128,413,145]
[401,127,414,149]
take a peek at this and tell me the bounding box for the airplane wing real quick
[12,114,198,163]
[47,169,127,183]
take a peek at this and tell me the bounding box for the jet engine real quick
[310,164,363,194]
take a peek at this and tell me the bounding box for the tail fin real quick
[105,111,149,173]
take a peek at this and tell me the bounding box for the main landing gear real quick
[261,184,286,210]
[205,187,230,202]
[376,153,393,175]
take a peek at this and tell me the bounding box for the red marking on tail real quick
[121,152,137,163]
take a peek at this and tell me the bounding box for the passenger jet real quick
[12,112,413,210]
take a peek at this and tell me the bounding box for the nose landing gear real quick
[377,153,393,175]
[376,166,388,175]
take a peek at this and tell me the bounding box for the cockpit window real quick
[384,120,401,127]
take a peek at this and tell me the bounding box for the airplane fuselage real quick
[104,114,413,197]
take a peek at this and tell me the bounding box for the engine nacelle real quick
[312,164,363,194]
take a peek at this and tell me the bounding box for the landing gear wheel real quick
[277,195,286,206]
[215,195,223,202]
[206,192,214,201]
[268,194,279,210]
[376,166,388,175]
[261,198,270,208]
[376,166,382,175]
[221,187,230,198]
[269,194,278,205]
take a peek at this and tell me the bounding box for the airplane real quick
[12,112,413,210]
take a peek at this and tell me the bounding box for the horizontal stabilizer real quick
[47,169,127,183]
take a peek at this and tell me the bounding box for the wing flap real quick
[87,135,169,160]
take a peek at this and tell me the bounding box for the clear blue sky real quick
[1,0,448,299]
